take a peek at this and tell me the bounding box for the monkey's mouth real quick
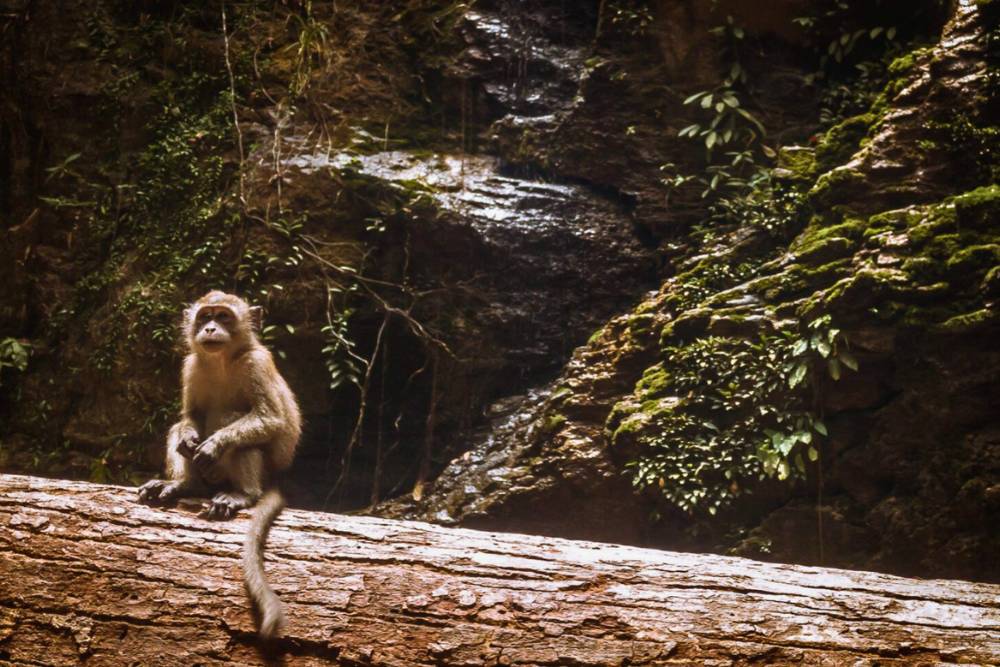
[198,340,228,352]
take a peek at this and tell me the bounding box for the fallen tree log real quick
[0,474,997,666]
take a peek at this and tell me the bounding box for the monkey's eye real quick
[216,311,231,322]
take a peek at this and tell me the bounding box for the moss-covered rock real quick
[814,114,877,173]
[954,184,1000,229]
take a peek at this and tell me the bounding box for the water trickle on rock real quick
[279,0,653,517]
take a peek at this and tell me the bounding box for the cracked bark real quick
[0,474,998,666]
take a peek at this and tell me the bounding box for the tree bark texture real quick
[0,474,998,666]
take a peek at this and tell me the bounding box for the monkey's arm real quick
[172,355,203,458]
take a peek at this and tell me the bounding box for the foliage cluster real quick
[663,14,770,200]
[0,338,30,387]
[627,316,855,514]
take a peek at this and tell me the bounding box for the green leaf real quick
[816,338,832,358]
[684,92,707,105]
[735,107,766,134]
[840,351,859,371]
[828,357,842,380]
[706,131,717,148]
[870,26,883,39]
[808,445,819,462]
[701,94,714,109]
[814,420,828,436]
[792,339,809,356]
[887,26,897,40]
[789,363,808,388]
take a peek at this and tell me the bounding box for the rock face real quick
[380,3,1000,583]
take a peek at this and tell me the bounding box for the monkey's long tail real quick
[243,487,286,640]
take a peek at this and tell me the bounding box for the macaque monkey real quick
[137,290,301,640]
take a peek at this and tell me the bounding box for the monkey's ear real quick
[248,306,264,332]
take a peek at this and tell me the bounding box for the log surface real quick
[0,474,998,666]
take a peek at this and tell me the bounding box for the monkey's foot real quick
[202,491,252,520]
[137,479,183,505]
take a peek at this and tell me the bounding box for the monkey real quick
[137,290,301,640]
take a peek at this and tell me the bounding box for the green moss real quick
[982,265,1000,296]
[936,308,998,332]
[808,167,865,208]
[901,256,939,281]
[626,313,656,338]
[863,209,917,237]
[906,207,957,245]
[610,410,647,441]
[744,259,852,304]
[635,365,670,398]
[540,413,567,434]
[885,47,931,97]
[551,386,573,402]
[954,184,1000,229]
[792,236,856,264]
[789,218,866,267]
[887,52,919,77]
[798,267,906,316]
[774,146,816,181]
[815,114,876,172]
[946,244,1000,274]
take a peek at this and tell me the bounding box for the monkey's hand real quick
[137,479,183,505]
[175,432,201,460]
[191,436,224,469]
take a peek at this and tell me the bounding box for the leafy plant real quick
[286,2,331,97]
[710,181,807,239]
[793,13,899,71]
[627,316,857,514]
[663,16,770,200]
[321,284,364,391]
[603,1,654,36]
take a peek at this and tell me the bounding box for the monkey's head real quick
[185,291,262,356]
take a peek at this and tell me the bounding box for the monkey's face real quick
[192,306,238,353]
